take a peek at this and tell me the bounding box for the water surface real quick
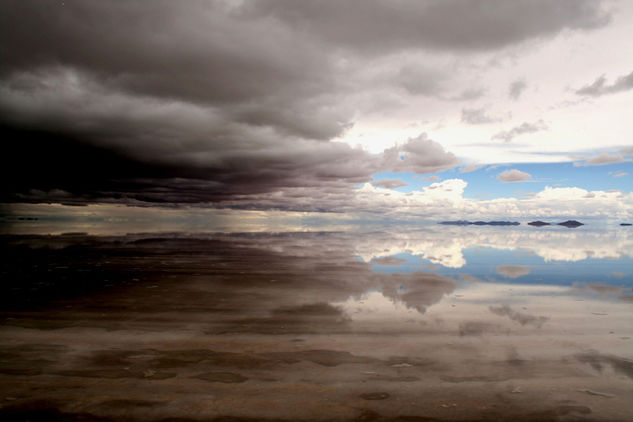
[1,226,632,421]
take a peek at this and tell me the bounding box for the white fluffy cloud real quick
[353,223,633,268]
[355,181,633,221]
[497,169,532,182]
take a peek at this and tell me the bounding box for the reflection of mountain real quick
[353,226,633,267]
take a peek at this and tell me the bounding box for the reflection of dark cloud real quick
[618,294,633,303]
[370,256,407,266]
[0,232,456,333]
[460,274,485,283]
[458,321,507,336]
[230,303,352,335]
[2,230,632,421]
[272,303,345,317]
[496,265,531,278]
[576,352,633,380]
[573,282,625,296]
[489,305,549,327]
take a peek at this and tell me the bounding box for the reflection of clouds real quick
[619,294,633,303]
[355,232,467,268]
[460,274,485,283]
[332,271,457,323]
[3,231,633,420]
[6,231,630,338]
[575,352,633,380]
[8,207,633,266]
[353,225,633,267]
[370,256,407,266]
[421,280,633,355]
[489,305,549,327]
[458,321,507,336]
[572,282,628,296]
[496,265,530,279]
[6,232,458,334]
[380,272,456,313]
[333,291,425,323]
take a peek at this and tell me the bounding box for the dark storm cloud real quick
[0,0,345,140]
[395,64,446,96]
[575,70,633,97]
[242,0,609,52]
[0,0,611,207]
[0,110,370,207]
[0,64,369,206]
[372,179,409,189]
[0,67,455,207]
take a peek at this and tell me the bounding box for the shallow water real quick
[0,226,632,421]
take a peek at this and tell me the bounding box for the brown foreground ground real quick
[0,233,632,421]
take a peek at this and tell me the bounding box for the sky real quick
[1,0,633,223]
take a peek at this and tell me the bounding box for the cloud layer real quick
[0,0,625,213]
[0,66,455,205]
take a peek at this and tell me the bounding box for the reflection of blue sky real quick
[371,247,633,288]
[372,161,633,199]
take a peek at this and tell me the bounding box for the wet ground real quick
[0,229,632,421]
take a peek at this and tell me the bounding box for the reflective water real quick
[0,226,632,421]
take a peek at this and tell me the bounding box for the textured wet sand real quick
[0,233,632,421]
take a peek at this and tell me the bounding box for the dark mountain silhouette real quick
[558,220,584,228]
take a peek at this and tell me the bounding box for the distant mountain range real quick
[439,221,520,226]
[528,220,584,228]
[439,220,587,228]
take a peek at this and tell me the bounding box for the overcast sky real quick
[1,0,632,221]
